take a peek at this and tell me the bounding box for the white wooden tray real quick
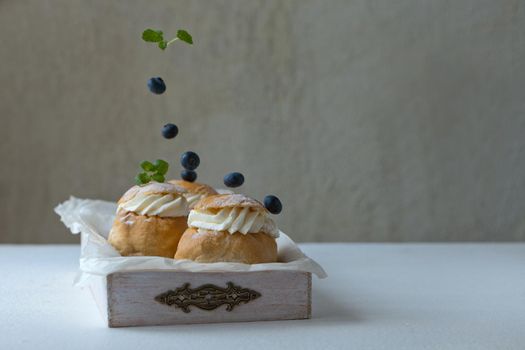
[55,198,324,327]
[90,270,311,327]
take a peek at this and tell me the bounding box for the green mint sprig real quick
[135,159,169,185]
[142,29,193,50]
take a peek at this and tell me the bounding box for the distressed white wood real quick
[90,270,311,327]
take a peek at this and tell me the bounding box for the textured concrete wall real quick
[1,0,524,243]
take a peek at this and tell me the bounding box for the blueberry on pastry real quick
[180,169,198,183]
[174,194,279,264]
[108,182,189,258]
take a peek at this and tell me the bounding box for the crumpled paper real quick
[55,197,327,286]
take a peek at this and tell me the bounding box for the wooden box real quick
[89,270,311,327]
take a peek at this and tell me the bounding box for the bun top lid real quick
[168,180,218,196]
[193,193,267,213]
[118,182,187,205]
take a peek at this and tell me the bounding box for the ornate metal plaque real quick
[154,282,261,313]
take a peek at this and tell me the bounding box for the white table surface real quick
[1,243,524,350]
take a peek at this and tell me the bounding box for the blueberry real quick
[264,195,282,214]
[223,172,244,188]
[162,123,178,139]
[181,169,197,182]
[147,77,166,94]
[180,151,200,170]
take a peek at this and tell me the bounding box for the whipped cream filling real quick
[185,193,204,209]
[119,193,188,217]
[188,207,279,238]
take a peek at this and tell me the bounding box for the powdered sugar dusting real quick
[119,182,187,204]
[195,194,267,212]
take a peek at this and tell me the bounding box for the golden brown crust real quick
[168,180,218,196]
[194,194,267,213]
[174,227,278,264]
[118,182,187,205]
[108,211,187,258]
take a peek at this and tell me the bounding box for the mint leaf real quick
[154,159,169,175]
[143,28,193,50]
[142,29,164,42]
[176,30,193,44]
[140,161,155,171]
[151,173,165,183]
[136,172,150,185]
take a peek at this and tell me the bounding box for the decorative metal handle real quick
[155,282,261,313]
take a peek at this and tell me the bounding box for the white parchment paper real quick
[55,197,327,286]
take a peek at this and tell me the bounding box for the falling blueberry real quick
[181,169,197,182]
[263,195,282,214]
[223,172,244,188]
[162,123,178,139]
[147,77,166,94]
[180,151,200,170]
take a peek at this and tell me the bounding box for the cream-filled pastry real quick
[175,194,279,264]
[168,179,218,209]
[108,182,189,258]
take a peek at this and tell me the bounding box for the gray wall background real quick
[1,0,524,243]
